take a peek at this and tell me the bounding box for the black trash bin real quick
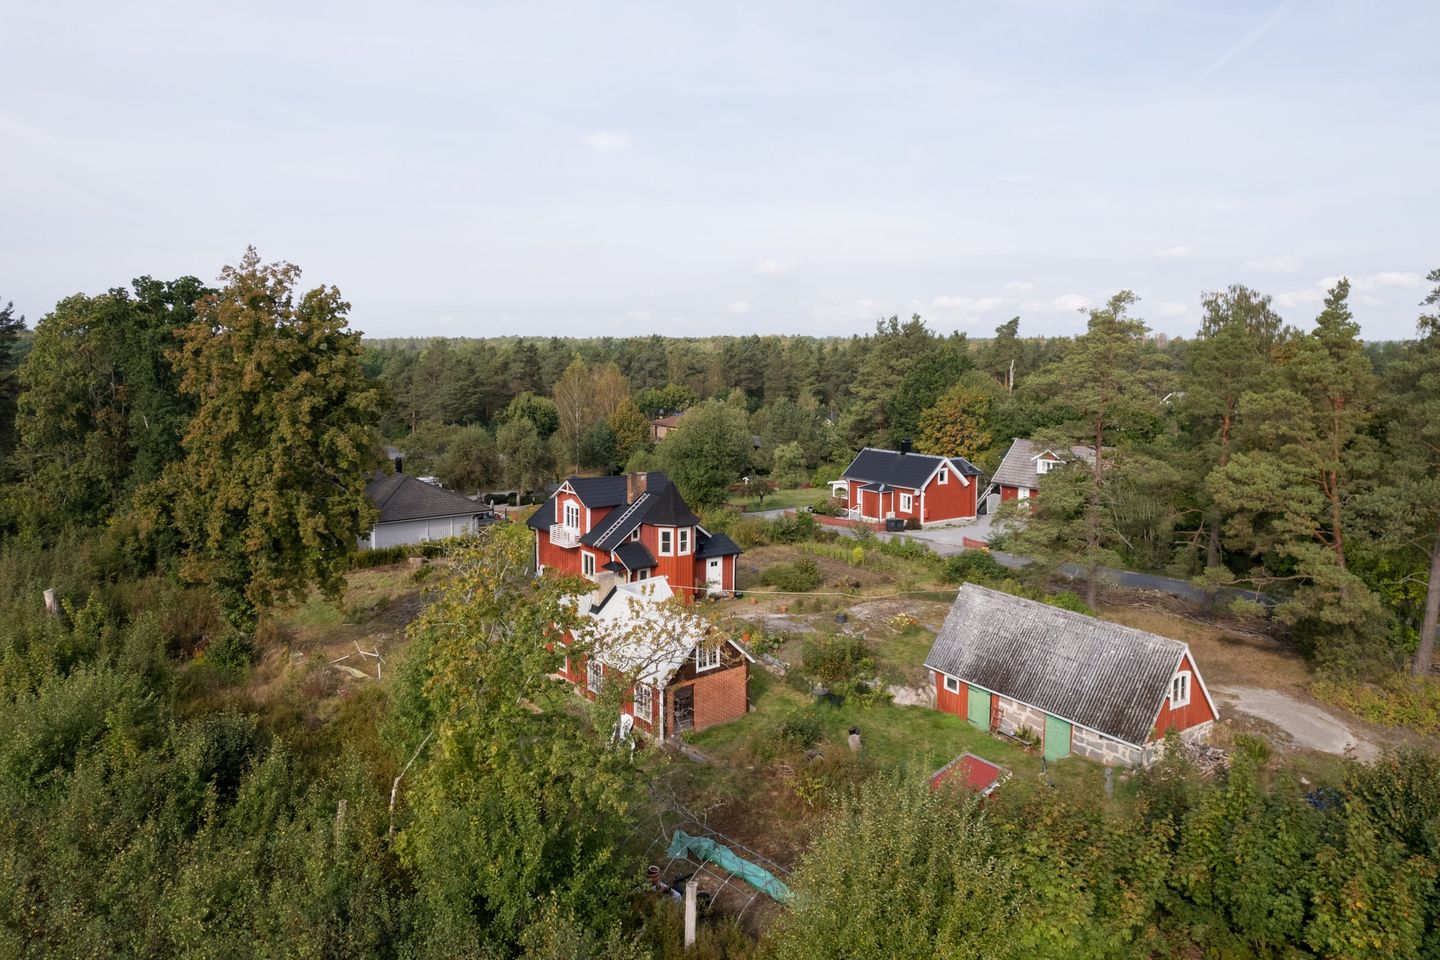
[884,517,904,532]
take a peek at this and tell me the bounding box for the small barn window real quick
[587,659,604,694]
[1170,671,1192,708]
[943,675,960,694]
[695,643,722,672]
[900,493,914,512]
[633,683,653,720]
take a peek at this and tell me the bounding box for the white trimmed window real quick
[587,658,604,694]
[1018,488,1031,500]
[900,493,914,513]
[659,528,673,556]
[564,501,580,528]
[582,552,596,577]
[695,642,722,672]
[678,527,691,554]
[637,569,649,581]
[630,527,641,541]
[633,683,653,720]
[943,675,960,694]
[1170,671,1192,708]
[938,468,948,485]
[1036,458,1057,475]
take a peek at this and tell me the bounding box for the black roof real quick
[584,476,700,552]
[614,541,658,571]
[924,584,1203,746]
[695,530,741,559]
[841,447,981,490]
[366,473,483,524]
[567,472,663,507]
[525,497,555,531]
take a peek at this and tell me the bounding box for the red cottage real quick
[839,444,983,526]
[526,471,741,601]
[925,583,1217,766]
[554,575,753,738]
[984,438,1097,509]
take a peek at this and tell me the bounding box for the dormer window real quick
[659,528,673,556]
[1170,671,1192,708]
[1036,459,1054,475]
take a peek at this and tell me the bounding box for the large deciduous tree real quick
[655,398,752,507]
[165,249,381,630]
[915,375,994,460]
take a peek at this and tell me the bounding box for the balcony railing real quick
[549,523,581,548]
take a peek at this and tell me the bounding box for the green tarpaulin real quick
[665,830,792,903]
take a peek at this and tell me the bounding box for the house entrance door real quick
[966,686,991,730]
[706,558,723,592]
[673,685,695,733]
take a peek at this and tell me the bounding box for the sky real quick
[2,1,1437,341]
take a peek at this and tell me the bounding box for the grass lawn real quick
[689,669,1114,800]
[735,487,826,513]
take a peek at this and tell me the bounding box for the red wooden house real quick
[554,575,753,738]
[526,471,742,601]
[839,443,983,526]
[985,438,1097,507]
[925,583,1217,766]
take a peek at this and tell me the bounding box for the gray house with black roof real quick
[363,472,492,549]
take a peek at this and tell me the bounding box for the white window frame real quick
[1170,671,1192,708]
[937,469,948,485]
[633,683,653,720]
[943,675,960,694]
[659,528,673,556]
[695,642,722,672]
[1036,458,1056,475]
[564,501,580,529]
[636,569,649,581]
[678,527,691,555]
[630,527,641,541]
[1018,488,1031,500]
[581,552,596,577]
[900,493,914,513]
[587,658,604,694]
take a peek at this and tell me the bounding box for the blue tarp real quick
[665,830,792,903]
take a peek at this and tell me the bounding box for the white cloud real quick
[756,257,799,276]
[1278,271,1423,311]
[931,295,1008,313]
[1151,301,1189,318]
[727,300,751,314]
[1046,293,1092,312]
[582,130,631,152]
[1274,288,1323,309]
[1152,245,1193,259]
[1244,254,1301,273]
[1004,281,1034,293]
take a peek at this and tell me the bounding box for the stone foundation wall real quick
[1071,724,1144,766]
[994,695,1048,743]
[1138,720,1216,765]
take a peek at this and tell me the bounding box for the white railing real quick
[549,523,581,548]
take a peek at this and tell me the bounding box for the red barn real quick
[553,575,752,738]
[925,583,1217,766]
[526,471,741,601]
[839,444,983,526]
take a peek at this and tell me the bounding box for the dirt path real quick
[1214,685,1379,760]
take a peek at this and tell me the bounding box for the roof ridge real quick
[959,582,1188,653]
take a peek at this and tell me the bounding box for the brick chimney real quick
[626,471,649,503]
[898,438,912,456]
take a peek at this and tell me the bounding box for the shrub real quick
[903,517,920,530]
[777,711,824,751]
[729,517,770,549]
[811,496,845,517]
[768,512,818,544]
[939,550,1009,584]
[1045,590,1094,616]
[1312,674,1440,732]
[761,557,822,592]
[802,633,875,696]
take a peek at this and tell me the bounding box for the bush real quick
[777,711,824,751]
[811,496,845,517]
[903,517,920,530]
[761,557,822,592]
[1312,674,1440,732]
[768,512,818,544]
[939,550,1009,584]
[801,633,875,697]
[1045,590,1094,616]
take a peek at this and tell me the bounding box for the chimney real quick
[626,471,649,503]
[393,456,404,474]
[898,438,912,456]
[592,569,619,609]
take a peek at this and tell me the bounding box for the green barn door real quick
[966,686,991,730]
[1043,715,1071,761]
